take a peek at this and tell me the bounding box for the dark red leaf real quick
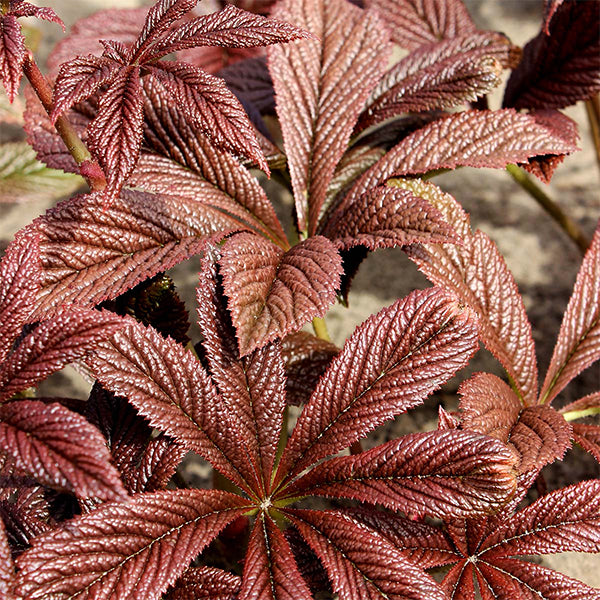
[16,490,250,600]
[504,0,600,109]
[268,0,391,235]
[148,61,268,173]
[219,233,342,356]
[323,184,459,251]
[240,513,312,600]
[287,431,517,519]
[9,1,64,28]
[279,287,479,480]
[87,66,144,206]
[572,423,600,462]
[166,566,241,600]
[0,307,125,402]
[219,55,274,113]
[0,518,14,600]
[543,0,564,34]
[365,0,477,50]
[0,15,24,102]
[540,225,600,404]
[285,509,447,600]
[0,485,50,551]
[0,231,40,362]
[401,179,539,404]
[0,400,127,501]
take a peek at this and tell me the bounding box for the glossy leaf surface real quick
[165,566,241,600]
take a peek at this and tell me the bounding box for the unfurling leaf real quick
[16,490,250,600]
[219,233,342,356]
[0,15,25,103]
[540,226,600,404]
[269,0,392,235]
[278,286,479,479]
[0,400,127,501]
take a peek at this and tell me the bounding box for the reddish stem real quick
[22,51,107,192]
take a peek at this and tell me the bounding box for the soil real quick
[1,0,598,590]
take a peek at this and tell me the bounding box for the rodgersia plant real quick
[0,0,598,598]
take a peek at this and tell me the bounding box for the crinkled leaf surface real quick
[285,509,447,600]
[400,179,539,404]
[571,423,600,463]
[504,0,600,109]
[219,233,342,356]
[16,489,250,600]
[0,142,83,203]
[286,431,517,519]
[358,31,516,131]
[165,566,241,600]
[0,400,127,501]
[0,14,24,102]
[0,516,14,599]
[278,286,479,479]
[540,225,600,404]
[365,0,476,50]
[268,0,391,235]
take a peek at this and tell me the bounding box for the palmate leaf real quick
[0,400,127,502]
[399,179,539,404]
[358,31,517,132]
[365,0,476,50]
[240,513,312,600]
[285,509,447,600]
[277,286,479,480]
[165,566,241,600]
[504,0,600,110]
[286,431,517,519]
[540,225,600,404]
[16,490,250,600]
[268,0,392,236]
[218,233,342,356]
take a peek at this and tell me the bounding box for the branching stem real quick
[506,164,590,255]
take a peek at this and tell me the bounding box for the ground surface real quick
[0,0,598,590]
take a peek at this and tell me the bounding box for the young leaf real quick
[268,0,392,235]
[540,225,600,404]
[286,431,517,519]
[165,566,241,600]
[365,0,476,50]
[16,490,250,600]
[278,286,479,479]
[0,15,25,103]
[239,513,312,600]
[219,233,342,356]
[285,509,447,600]
[504,0,600,109]
[0,400,127,501]
[400,178,539,404]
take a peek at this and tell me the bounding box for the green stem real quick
[312,316,331,341]
[22,51,106,192]
[506,163,590,255]
[562,407,600,422]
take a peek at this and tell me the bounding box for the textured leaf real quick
[0,231,40,362]
[0,518,14,600]
[540,226,600,404]
[504,0,600,109]
[287,431,517,519]
[196,251,287,493]
[29,189,235,318]
[0,400,127,501]
[365,0,476,50]
[16,490,250,600]
[219,233,342,356]
[269,0,392,235]
[9,1,63,28]
[286,509,447,600]
[86,320,255,494]
[165,566,241,600]
[323,184,459,251]
[0,142,83,203]
[358,32,517,131]
[148,61,268,173]
[0,308,125,402]
[87,66,144,206]
[560,391,600,418]
[239,513,312,600]
[281,332,338,406]
[219,55,274,113]
[459,373,572,474]
[400,179,539,404]
[476,559,600,600]
[572,423,600,462]
[148,4,311,59]
[278,286,478,479]
[480,479,600,558]
[0,15,24,102]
